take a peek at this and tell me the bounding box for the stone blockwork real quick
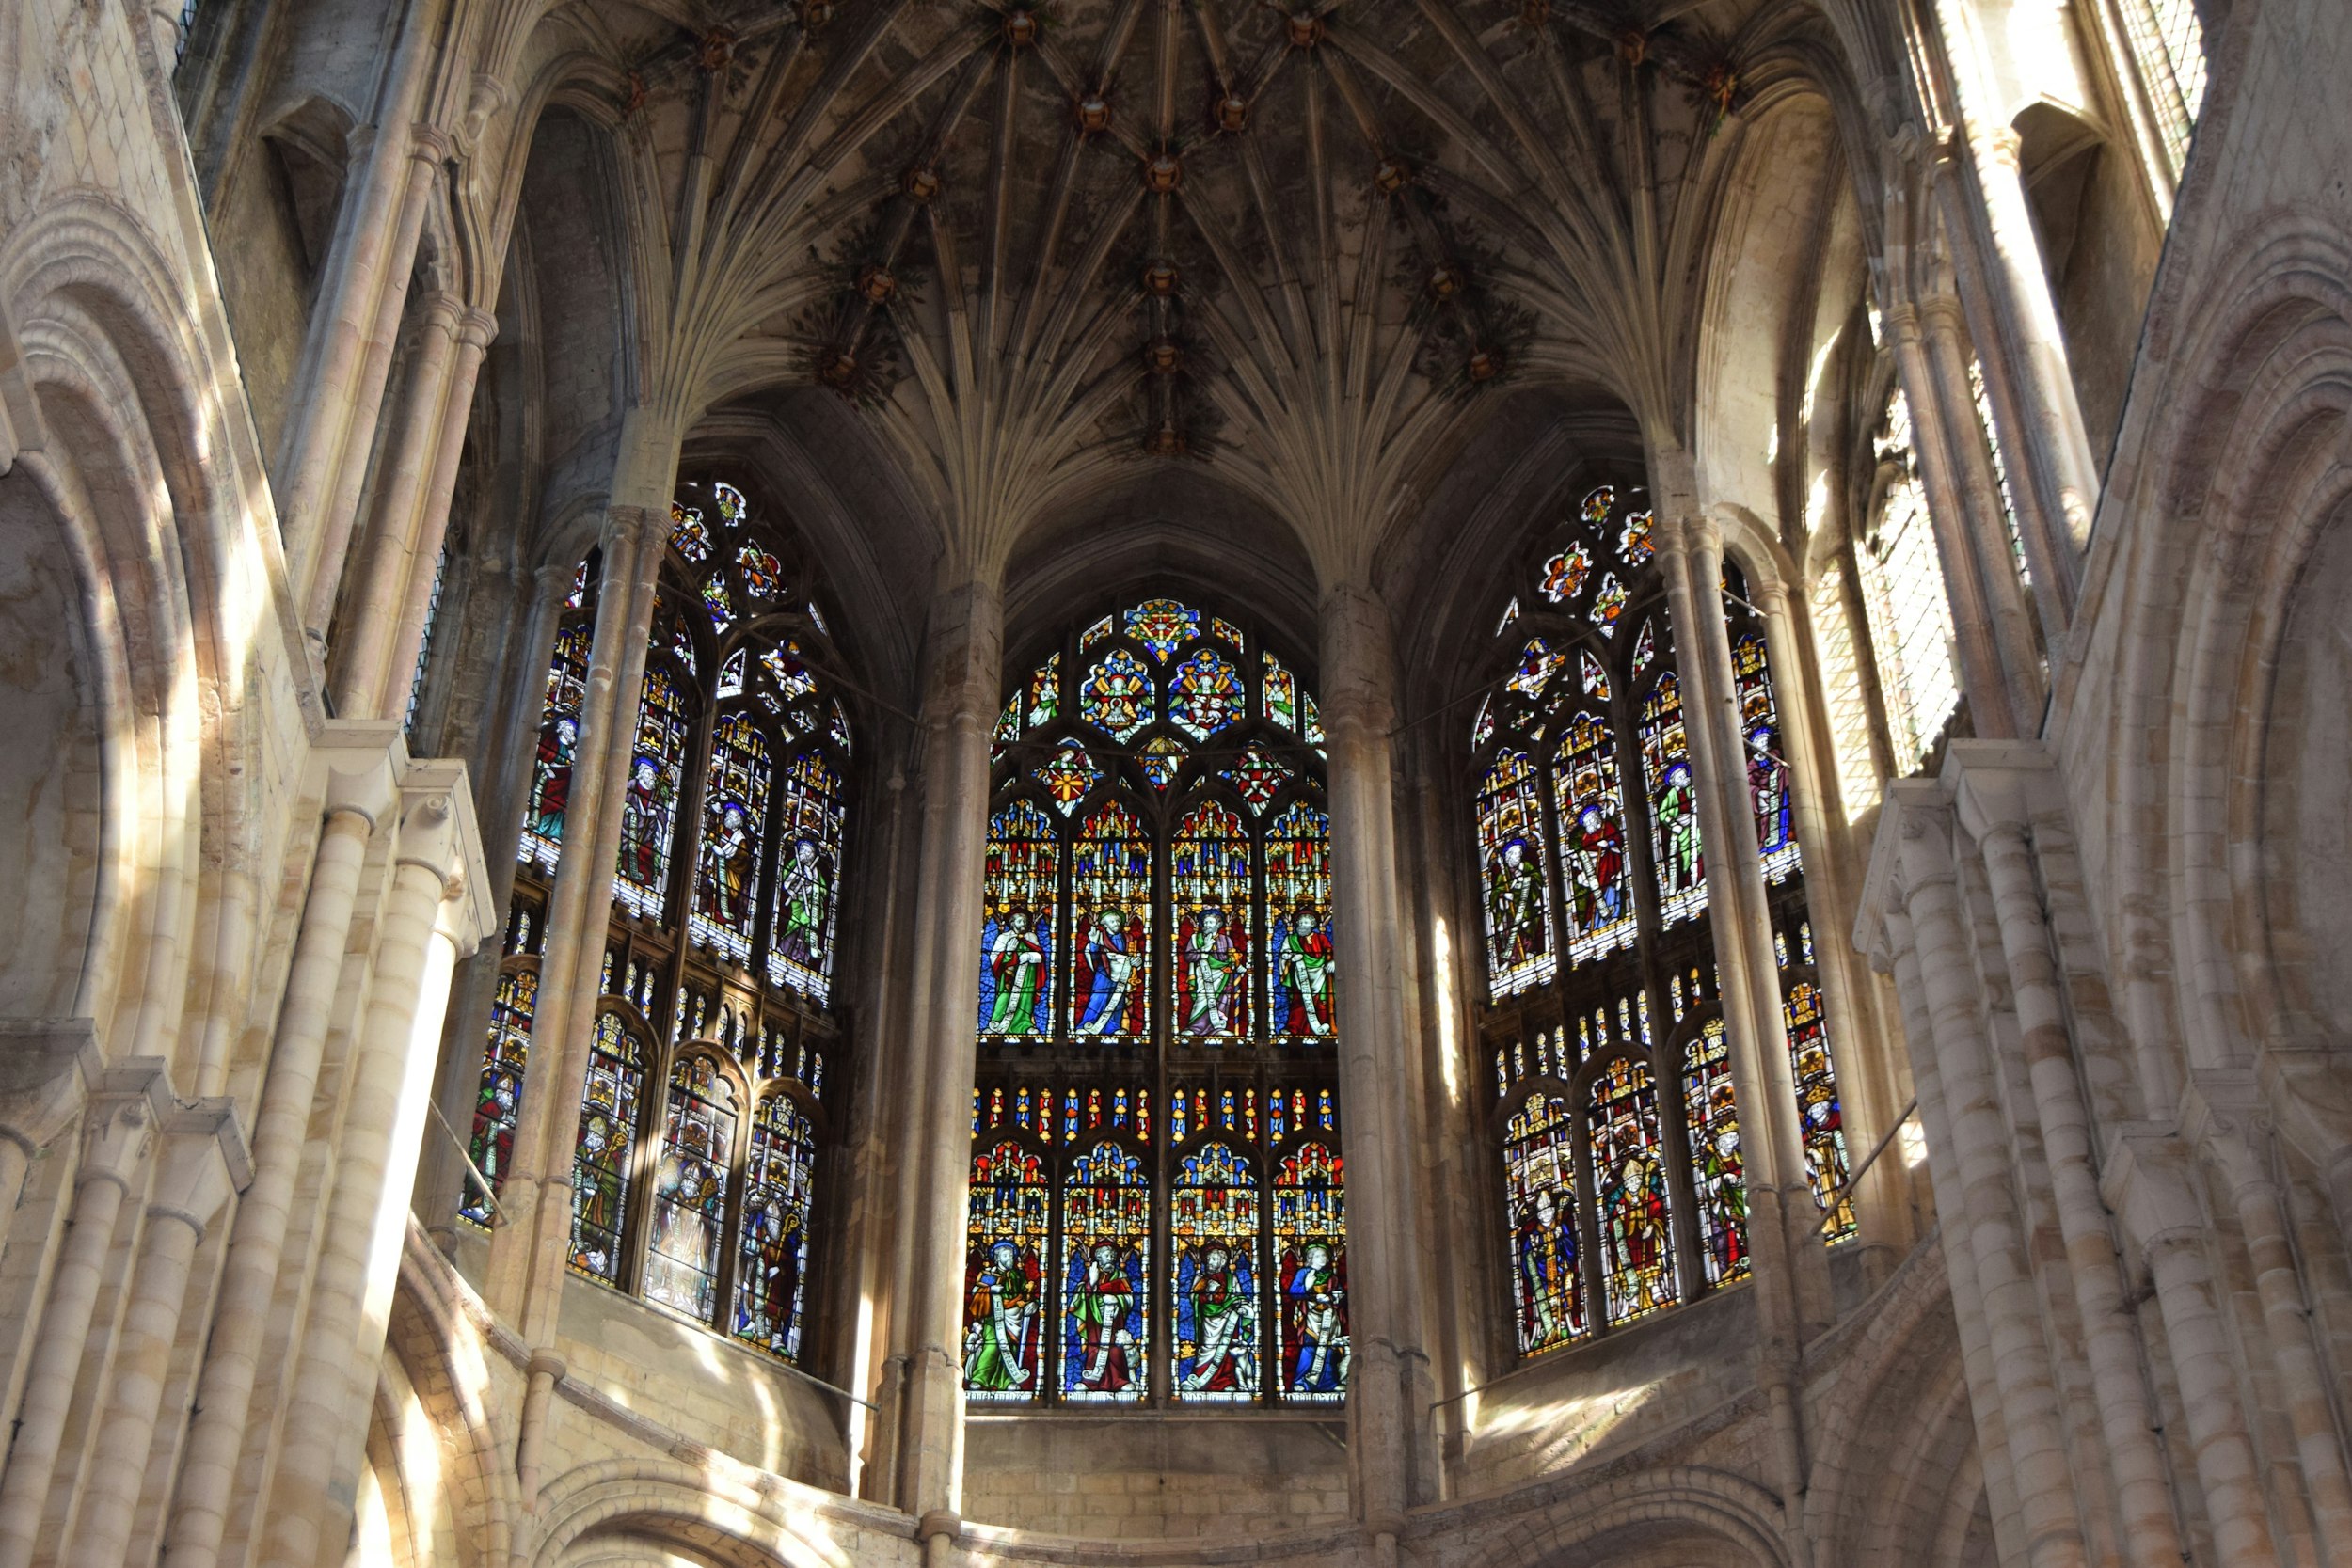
[7,0,2350,1564]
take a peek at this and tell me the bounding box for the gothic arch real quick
[528,1462,855,1568]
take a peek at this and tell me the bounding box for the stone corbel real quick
[149,1100,253,1239]
[1942,738,2062,843]
[0,1019,103,1163]
[80,1060,174,1191]
[395,756,497,960]
[309,720,405,832]
[2098,1125,2208,1287]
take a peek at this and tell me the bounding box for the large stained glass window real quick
[470,475,854,1368]
[975,595,1340,1405]
[1472,484,1856,1359]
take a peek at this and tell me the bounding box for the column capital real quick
[1316,580,1396,737]
[394,756,498,959]
[1916,291,1971,337]
[408,123,455,166]
[1881,301,1926,347]
[415,293,464,337]
[1940,738,2060,840]
[80,1059,173,1191]
[150,1101,252,1239]
[0,1020,100,1158]
[456,307,500,350]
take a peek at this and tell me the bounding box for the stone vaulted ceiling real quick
[571,0,1844,579]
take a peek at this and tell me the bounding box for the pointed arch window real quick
[1473,486,1857,1360]
[973,594,1342,1406]
[1857,391,1963,769]
[465,476,855,1370]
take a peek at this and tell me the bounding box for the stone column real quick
[1872,911,2026,1564]
[417,561,572,1246]
[1750,576,1913,1248]
[1887,783,2087,1568]
[1952,752,2182,1568]
[1920,294,2047,718]
[1320,580,1436,1538]
[882,574,1000,1549]
[1883,303,2018,738]
[483,504,668,1334]
[382,308,499,713]
[2206,1123,2352,1560]
[292,124,449,639]
[0,1021,99,1228]
[162,729,400,1568]
[261,762,490,1568]
[62,1103,248,1568]
[329,292,461,714]
[1653,512,1824,1556]
[0,1066,167,1568]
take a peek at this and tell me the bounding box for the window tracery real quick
[461,476,850,1368]
[972,594,1343,1406]
[1475,487,1855,1361]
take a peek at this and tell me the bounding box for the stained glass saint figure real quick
[1271,1142,1346,1399]
[1683,1018,1749,1284]
[767,753,844,1000]
[1590,1056,1677,1323]
[1504,1093,1582,1352]
[735,1094,817,1360]
[979,801,1057,1037]
[645,1055,736,1318]
[965,1140,1048,1399]
[1071,801,1152,1039]
[520,622,592,873]
[1266,803,1335,1039]
[1060,1142,1149,1401]
[570,1014,644,1283]
[1479,751,1555,995]
[463,969,534,1224]
[1172,1143,1260,1401]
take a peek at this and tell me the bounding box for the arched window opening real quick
[972,594,1342,1406]
[1472,487,1857,1361]
[1857,391,1963,769]
[462,477,853,1368]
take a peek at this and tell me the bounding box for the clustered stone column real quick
[1650,502,1828,1557]
[876,571,1000,1560]
[1319,579,1437,1550]
[1859,742,2352,1568]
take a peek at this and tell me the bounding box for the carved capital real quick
[150,1099,252,1240]
[0,1018,100,1155]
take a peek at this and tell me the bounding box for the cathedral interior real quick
[3,0,2349,1563]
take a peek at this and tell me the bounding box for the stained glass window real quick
[976,594,1340,1406]
[1169,649,1244,740]
[1589,1056,1677,1323]
[645,1054,738,1318]
[965,1140,1050,1400]
[1589,573,1628,635]
[1786,982,1853,1238]
[1503,1093,1582,1353]
[1171,802,1250,1041]
[1479,750,1555,996]
[980,800,1059,1039]
[485,476,857,1360]
[1618,509,1654,565]
[1508,637,1565,697]
[1581,485,1615,526]
[1641,673,1706,927]
[1036,738,1102,814]
[1123,598,1200,662]
[1060,1142,1150,1401]
[690,715,771,962]
[1682,1018,1748,1285]
[1578,650,1609,699]
[1266,803,1335,1041]
[1554,712,1635,965]
[1172,1143,1260,1401]
[570,1013,645,1283]
[1223,741,1292,813]
[1274,1142,1347,1400]
[462,967,534,1224]
[737,1094,818,1360]
[1732,633,1800,883]
[1082,648,1153,740]
[1539,545,1591,603]
[519,622,592,874]
[768,753,844,1001]
[613,669,691,919]
[1071,801,1152,1040]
